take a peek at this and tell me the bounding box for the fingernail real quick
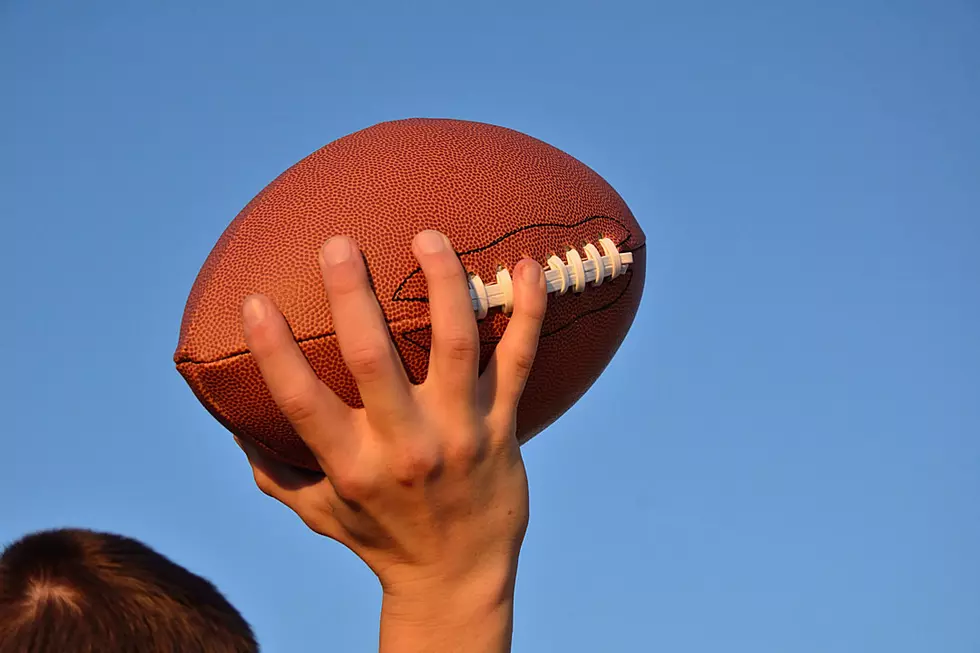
[321,236,352,265]
[242,295,267,326]
[415,230,446,254]
[519,259,542,284]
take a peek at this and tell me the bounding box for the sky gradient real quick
[2,1,978,651]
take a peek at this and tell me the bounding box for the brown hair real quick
[0,528,258,652]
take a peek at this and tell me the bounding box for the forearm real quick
[378,572,517,653]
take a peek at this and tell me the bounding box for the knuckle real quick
[244,317,279,353]
[331,469,377,501]
[299,514,338,540]
[445,436,486,468]
[323,259,364,295]
[426,255,468,287]
[516,292,547,323]
[343,340,389,381]
[508,346,537,380]
[436,258,467,281]
[523,299,547,324]
[253,473,278,499]
[391,443,444,484]
[486,410,517,441]
[441,331,479,361]
[276,385,320,425]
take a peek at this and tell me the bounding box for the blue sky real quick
[2,1,978,651]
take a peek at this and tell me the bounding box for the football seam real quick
[176,242,644,368]
[176,232,644,366]
[400,265,637,351]
[391,215,637,303]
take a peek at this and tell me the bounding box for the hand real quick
[236,230,547,652]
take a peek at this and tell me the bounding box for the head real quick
[0,528,258,652]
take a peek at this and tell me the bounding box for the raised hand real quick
[236,230,547,652]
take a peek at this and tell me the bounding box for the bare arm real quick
[379,571,517,653]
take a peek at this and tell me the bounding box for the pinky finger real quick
[234,437,345,541]
[484,258,547,418]
[234,436,319,500]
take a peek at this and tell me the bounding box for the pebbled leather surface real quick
[175,118,646,471]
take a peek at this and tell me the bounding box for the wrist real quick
[383,568,517,621]
[379,568,518,653]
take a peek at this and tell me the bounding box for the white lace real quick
[468,237,634,318]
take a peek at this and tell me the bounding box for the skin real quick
[235,229,548,653]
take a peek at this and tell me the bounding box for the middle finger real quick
[412,230,480,410]
[319,235,414,426]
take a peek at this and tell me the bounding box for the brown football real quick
[174,118,646,471]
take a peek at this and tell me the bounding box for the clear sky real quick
[2,1,978,651]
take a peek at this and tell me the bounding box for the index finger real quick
[319,236,415,427]
[242,293,354,469]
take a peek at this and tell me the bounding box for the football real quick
[175,118,646,471]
